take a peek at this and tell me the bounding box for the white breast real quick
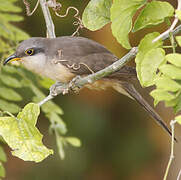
[21,54,75,83]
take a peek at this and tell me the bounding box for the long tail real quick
[115,82,177,141]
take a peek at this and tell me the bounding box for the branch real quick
[40,0,56,38]
[163,120,176,180]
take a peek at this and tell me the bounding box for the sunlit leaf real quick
[150,89,176,105]
[110,0,146,49]
[0,103,53,162]
[139,48,165,87]
[176,10,181,21]
[135,32,163,86]
[133,1,174,32]
[82,0,112,31]
[175,115,181,125]
[159,64,181,80]
[165,98,178,108]
[165,53,181,67]
[176,36,181,46]
[154,76,181,92]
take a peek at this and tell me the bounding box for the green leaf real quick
[176,10,181,21]
[165,53,181,67]
[159,64,181,80]
[0,99,20,114]
[175,115,181,125]
[0,14,23,22]
[0,163,5,178]
[175,115,181,124]
[6,24,29,41]
[110,0,146,49]
[176,36,181,46]
[47,113,67,135]
[150,89,176,105]
[140,48,165,87]
[154,76,181,92]
[0,146,6,162]
[133,1,174,32]
[173,93,181,113]
[0,103,53,162]
[135,32,163,86]
[165,98,178,108]
[0,74,22,88]
[39,77,55,89]
[56,136,65,159]
[0,87,22,101]
[82,0,112,31]
[2,66,18,74]
[66,137,81,147]
[0,1,21,12]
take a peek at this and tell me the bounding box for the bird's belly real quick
[42,62,75,83]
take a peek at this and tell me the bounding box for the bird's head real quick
[3,37,48,71]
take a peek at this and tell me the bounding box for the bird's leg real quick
[38,77,83,106]
[50,81,69,96]
[68,75,82,94]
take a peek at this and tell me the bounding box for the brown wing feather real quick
[46,36,136,79]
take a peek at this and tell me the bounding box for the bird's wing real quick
[48,36,136,79]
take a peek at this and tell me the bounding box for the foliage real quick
[82,0,112,31]
[0,103,53,162]
[0,0,81,171]
[82,0,181,117]
[82,0,174,49]
[1,0,181,178]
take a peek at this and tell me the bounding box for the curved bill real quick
[3,54,21,65]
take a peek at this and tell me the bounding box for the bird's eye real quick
[25,49,34,56]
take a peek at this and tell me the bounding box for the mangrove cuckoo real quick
[3,36,174,139]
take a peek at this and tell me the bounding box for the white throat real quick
[21,53,46,75]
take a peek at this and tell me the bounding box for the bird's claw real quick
[69,75,82,94]
[50,82,69,96]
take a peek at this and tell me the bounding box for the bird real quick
[3,36,174,140]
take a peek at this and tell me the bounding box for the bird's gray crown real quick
[16,37,46,57]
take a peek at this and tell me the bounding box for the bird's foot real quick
[50,82,69,96]
[69,75,82,94]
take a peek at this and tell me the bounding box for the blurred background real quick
[3,0,181,180]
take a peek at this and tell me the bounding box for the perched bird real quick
[4,36,174,139]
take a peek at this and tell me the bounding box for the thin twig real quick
[23,0,40,16]
[40,0,56,38]
[177,169,181,180]
[163,120,177,180]
[152,0,181,43]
